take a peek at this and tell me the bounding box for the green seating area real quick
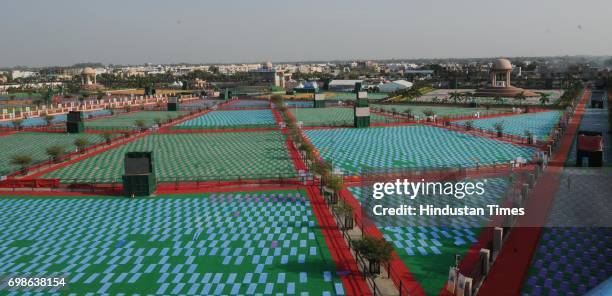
[305,125,535,175]
[175,110,276,129]
[348,178,510,295]
[454,111,563,140]
[0,191,345,295]
[371,104,511,118]
[291,107,397,126]
[324,92,388,101]
[0,132,106,176]
[85,111,189,130]
[43,132,296,181]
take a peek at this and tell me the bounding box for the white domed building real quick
[81,67,97,85]
[80,67,104,90]
[473,58,537,98]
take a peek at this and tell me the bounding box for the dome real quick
[263,61,273,69]
[82,67,96,75]
[492,59,512,71]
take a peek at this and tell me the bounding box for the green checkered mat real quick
[86,111,189,130]
[0,132,107,176]
[291,108,396,127]
[323,92,388,101]
[454,111,562,140]
[348,178,510,295]
[0,191,345,295]
[43,132,296,182]
[175,110,276,128]
[371,104,511,118]
[304,125,536,175]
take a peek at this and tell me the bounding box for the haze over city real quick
[1,0,611,67]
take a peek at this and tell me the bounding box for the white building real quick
[377,80,413,93]
[10,70,38,79]
[328,79,363,92]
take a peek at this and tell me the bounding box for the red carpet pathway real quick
[477,89,591,296]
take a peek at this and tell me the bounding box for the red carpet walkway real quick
[477,90,591,296]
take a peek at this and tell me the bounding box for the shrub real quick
[46,145,66,163]
[74,137,90,153]
[352,236,394,274]
[465,120,474,130]
[493,122,504,137]
[101,131,113,144]
[134,119,147,130]
[10,154,32,175]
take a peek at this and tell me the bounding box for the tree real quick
[449,91,462,104]
[10,154,32,175]
[493,122,504,137]
[101,131,113,144]
[46,145,66,163]
[524,130,534,144]
[514,91,527,105]
[333,200,354,230]
[352,236,394,274]
[96,92,104,104]
[134,119,147,131]
[403,109,413,119]
[74,137,90,153]
[538,92,551,105]
[78,95,86,106]
[465,120,474,131]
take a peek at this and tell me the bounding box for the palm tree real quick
[423,109,436,121]
[403,109,413,119]
[46,145,66,163]
[78,92,88,106]
[449,91,462,104]
[74,137,90,154]
[538,92,551,105]
[514,91,527,106]
[10,154,32,175]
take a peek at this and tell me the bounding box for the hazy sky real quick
[1,0,611,67]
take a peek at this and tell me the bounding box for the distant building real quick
[293,81,319,93]
[473,59,537,98]
[328,79,363,92]
[10,70,38,80]
[378,80,413,93]
[249,62,292,88]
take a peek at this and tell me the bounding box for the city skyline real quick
[1,0,611,67]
